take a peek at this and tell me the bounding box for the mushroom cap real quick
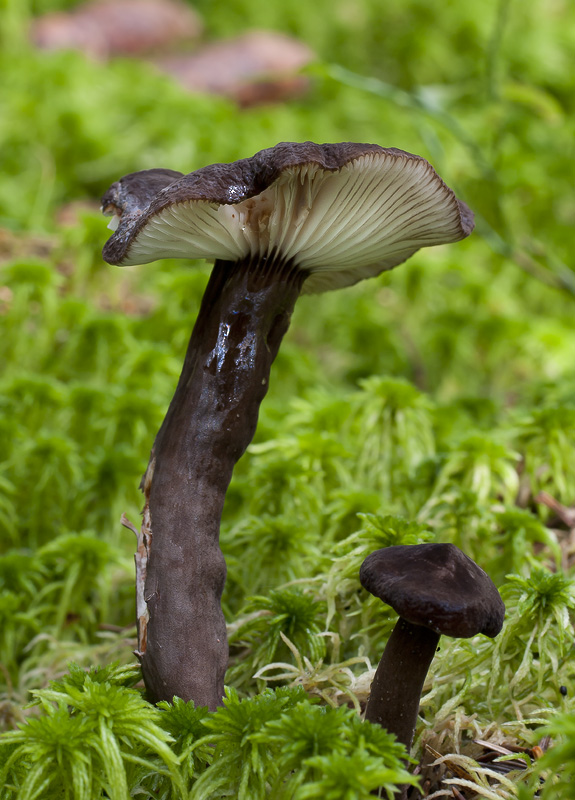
[359,543,505,638]
[102,142,473,292]
[101,142,474,294]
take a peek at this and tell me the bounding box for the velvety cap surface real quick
[101,141,474,294]
[359,543,505,638]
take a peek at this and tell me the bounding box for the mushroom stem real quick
[138,255,305,708]
[364,617,440,752]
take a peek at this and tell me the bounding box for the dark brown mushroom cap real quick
[101,141,474,294]
[102,168,183,220]
[360,543,505,639]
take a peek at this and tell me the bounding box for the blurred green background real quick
[0,0,574,794]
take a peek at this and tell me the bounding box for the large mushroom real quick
[360,543,505,755]
[101,142,474,708]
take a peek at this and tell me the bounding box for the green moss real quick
[1,0,574,795]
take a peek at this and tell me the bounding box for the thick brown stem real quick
[364,617,439,752]
[137,255,305,708]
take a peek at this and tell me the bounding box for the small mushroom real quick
[101,143,474,708]
[360,543,505,753]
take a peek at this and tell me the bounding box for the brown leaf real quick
[153,31,315,106]
[30,0,202,60]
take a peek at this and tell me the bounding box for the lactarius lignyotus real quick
[101,142,474,708]
[360,543,505,753]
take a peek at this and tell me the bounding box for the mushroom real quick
[101,142,474,709]
[359,543,505,754]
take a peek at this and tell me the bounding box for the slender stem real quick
[364,617,440,752]
[137,255,305,708]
